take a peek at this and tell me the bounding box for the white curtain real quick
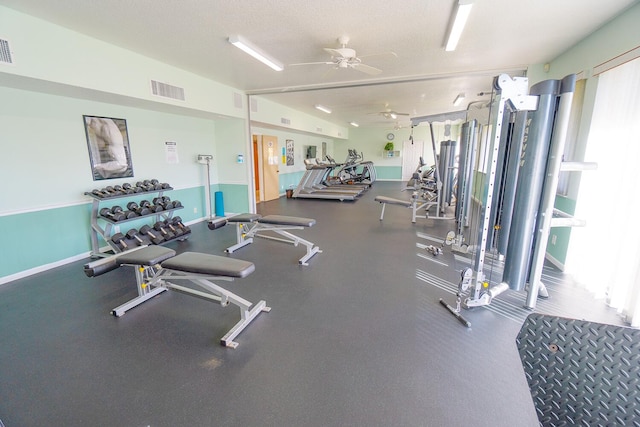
[566,57,640,327]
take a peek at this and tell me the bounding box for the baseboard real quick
[545,252,565,271]
[0,252,92,286]
[0,216,214,286]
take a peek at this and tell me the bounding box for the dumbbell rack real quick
[85,185,183,257]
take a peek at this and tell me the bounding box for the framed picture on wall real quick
[83,115,134,180]
[286,139,294,166]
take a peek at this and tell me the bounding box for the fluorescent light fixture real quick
[349,121,359,127]
[314,104,332,114]
[453,93,466,106]
[228,35,283,71]
[445,0,474,51]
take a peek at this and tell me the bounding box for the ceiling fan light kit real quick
[228,35,284,71]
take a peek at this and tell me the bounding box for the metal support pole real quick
[497,111,528,255]
[428,122,443,215]
[524,75,576,309]
[502,79,560,291]
[197,154,214,220]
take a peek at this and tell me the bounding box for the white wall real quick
[341,122,462,169]
[251,96,349,140]
[251,126,335,171]
[0,86,218,215]
[215,118,249,185]
[0,6,244,120]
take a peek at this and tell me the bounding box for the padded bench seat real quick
[258,215,316,227]
[227,213,262,223]
[225,213,321,265]
[374,195,413,207]
[162,252,255,278]
[117,245,176,266]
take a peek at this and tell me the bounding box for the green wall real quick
[2,3,639,283]
[375,166,403,180]
[280,171,306,192]
[217,184,250,214]
[0,85,232,282]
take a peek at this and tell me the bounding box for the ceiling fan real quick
[370,104,410,120]
[289,36,396,76]
[393,122,409,131]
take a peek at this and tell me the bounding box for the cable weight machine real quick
[433,73,579,326]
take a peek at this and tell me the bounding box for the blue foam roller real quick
[214,191,224,217]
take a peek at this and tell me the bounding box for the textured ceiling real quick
[1,0,636,128]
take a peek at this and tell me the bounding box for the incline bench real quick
[84,246,270,348]
[374,196,414,221]
[225,214,322,266]
[374,191,443,223]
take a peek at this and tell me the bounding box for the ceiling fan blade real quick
[321,66,338,79]
[323,48,344,58]
[393,112,410,116]
[353,63,382,75]
[288,61,334,67]
[358,51,398,60]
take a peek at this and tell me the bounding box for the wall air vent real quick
[250,98,258,113]
[0,39,14,64]
[233,92,243,109]
[281,118,291,125]
[150,80,185,101]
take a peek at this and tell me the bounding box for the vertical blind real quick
[566,57,640,326]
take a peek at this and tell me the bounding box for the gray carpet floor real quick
[0,181,623,427]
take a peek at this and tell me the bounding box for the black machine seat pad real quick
[117,246,176,266]
[374,196,412,207]
[258,215,316,227]
[161,252,255,278]
[227,213,262,223]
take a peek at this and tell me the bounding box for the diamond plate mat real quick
[516,314,640,426]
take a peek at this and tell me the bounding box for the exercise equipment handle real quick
[439,298,471,328]
[84,258,119,277]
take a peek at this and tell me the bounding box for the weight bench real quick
[375,193,441,223]
[84,246,270,348]
[225,213,322,266]
[374,195,415,221]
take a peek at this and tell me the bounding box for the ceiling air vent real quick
[150,80,185,101]
[316,127,323,132]
[281,118,291,125]
[0,38,14,64]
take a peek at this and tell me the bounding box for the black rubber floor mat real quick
[517,313,640,426]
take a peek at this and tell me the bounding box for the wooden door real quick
[261,135,280,201]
